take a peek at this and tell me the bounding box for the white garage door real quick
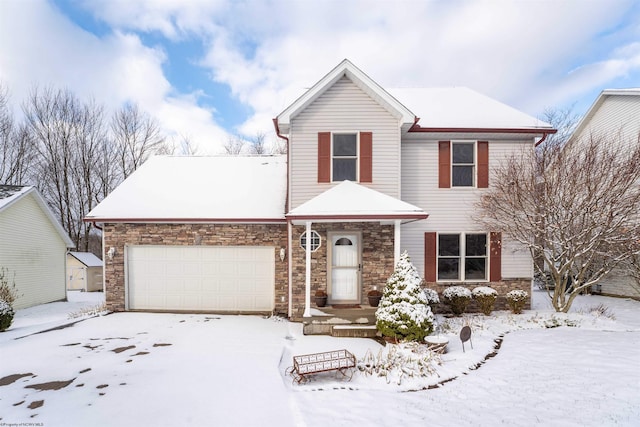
[127,245,275,312]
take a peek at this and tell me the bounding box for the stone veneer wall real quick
[424,279,532,313]
[102,223,288,314]
[291,222,395,320]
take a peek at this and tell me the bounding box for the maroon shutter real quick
[478,141,489,188]
[359,131,373,183]
[438,141,451,188]
[318,132,331,183]
[490,232,502,281]
[424,232,437,282]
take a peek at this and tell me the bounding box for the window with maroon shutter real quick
[318,132,331,183]
[359,132,372,183]
[438,141,451,188]
[477,141,489,188]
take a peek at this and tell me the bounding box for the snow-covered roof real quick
[0,185,74,248]
[86,156,287,222]
[69,251,103,267]
[286,181,428,223]
[389,87,554,131]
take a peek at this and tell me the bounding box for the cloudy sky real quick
[1,0,639,153]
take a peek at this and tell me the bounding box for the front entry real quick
[329,233,361,303]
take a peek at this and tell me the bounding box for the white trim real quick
[450,140,477,189]
[394,220,401,267]
[303,221,312,317]
[331,132,360,183]
[299,229,321,252]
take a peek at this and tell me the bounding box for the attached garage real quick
[127,245,275,312]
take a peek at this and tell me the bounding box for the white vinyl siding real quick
[126,246,275,312]
[598,267,640,298]
[573,96,640,149]
[289,76,401,209]
[400,138,534,279]
[0,194,67,309]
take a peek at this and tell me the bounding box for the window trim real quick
[451,140,477,188]
[300,230,322,252]
[436,232,488,282]
[331,132,359,182]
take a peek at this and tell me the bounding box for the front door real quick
[329,233,361,303]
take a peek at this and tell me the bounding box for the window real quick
[332,134,357,181]
[437,233,487,281]
[452,142,475,187]
[300,230,321,252]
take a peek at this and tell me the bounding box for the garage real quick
[127,245,275,312]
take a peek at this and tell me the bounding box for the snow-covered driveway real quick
[0,313,297,426]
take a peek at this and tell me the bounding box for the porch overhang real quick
[285,181,428,225]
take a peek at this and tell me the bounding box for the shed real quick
[67,251,103,292]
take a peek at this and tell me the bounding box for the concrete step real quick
[331,325,378,338]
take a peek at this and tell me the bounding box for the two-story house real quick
[86,60,555,327]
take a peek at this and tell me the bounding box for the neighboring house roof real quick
[570,88,640,141]
[0,185,74,248]
[69,251,103,267]
[86,155,287,222]
[275,59,416,133]
[286,180,428,223]
[389,87,554,131]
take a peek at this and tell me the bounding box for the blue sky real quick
[1,0,639,153]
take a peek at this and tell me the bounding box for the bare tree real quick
[271,136,288,155]
[175,133,199,155]
[476,134,640,312]
[111,103,167,178]
[0,84,36,184]
[248,132,267,155]
[223,135,244,155]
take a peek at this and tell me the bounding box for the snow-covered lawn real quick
[1,290,639,426]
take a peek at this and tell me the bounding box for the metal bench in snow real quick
[287,349,356,384]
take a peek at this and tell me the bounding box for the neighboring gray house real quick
[86,60,555,325]
[67,251,103,292]
[0,185,74,309]
[569,88,640,299]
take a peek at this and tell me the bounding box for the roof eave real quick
[84,217,287,224]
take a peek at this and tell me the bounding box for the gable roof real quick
[274,59,554,136]
[571,88,640,141]
[275,59,416,133]
[69,251,103,267]
[86,155,287,223]
[0,185,74,248]
[389,87,554,131]
[286,180,428,223]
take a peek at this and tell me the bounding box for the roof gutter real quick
[534,130,555,147]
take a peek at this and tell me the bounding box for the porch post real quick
[303,221,312,317]
[394,220,401,267]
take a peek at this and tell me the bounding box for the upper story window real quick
[318,131,372,184]
[437,233,488,281]
[451,142,475,187]
[438,140,489,189]
[332,134,358,181]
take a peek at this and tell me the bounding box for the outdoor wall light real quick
[280,248,286,262]
[107,247,116,260]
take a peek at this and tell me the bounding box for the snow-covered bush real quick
[442,286,472,316]
[422,288,440,308]
[506,289,528,314]
[0,267,20,306]
[472,286,498,315]
[375,252,434,342]
[358,344,440,385]
[0,299,14,332]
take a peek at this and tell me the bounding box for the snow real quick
[69,251,103,267]
[86,155,287,221]
[287,180,426,221]
[0,185,31,210]
[389,87,554,130]
[1,290,639,426]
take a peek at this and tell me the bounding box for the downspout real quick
[273,118,293,319]
[534,131,555,147]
